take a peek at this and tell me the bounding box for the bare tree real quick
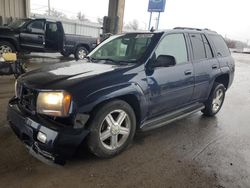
[97,17,103,25]
[45,8,67,18]
[77,12,88,22]
[124,19,139,31]
[225,38,249,49]
[129,19,139,30]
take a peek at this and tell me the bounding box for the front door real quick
[146,33,195,118]
[20,20,45,52]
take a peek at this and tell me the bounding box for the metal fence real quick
[32,14,102,38]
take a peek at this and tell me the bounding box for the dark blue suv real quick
[7,27,235,164]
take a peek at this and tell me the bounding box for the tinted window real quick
[28,21,44,30]
[202,34,213,58]
[47,23,58,32]
[190,34,206,60]
[155,34,188,64]
[210,35,230,57]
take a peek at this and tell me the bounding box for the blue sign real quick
[148,0,166,12]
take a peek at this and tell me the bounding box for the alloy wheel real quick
[78,49,86,59]
[212,89,224,113]
[99,109,131,150]
[0,45,12,55]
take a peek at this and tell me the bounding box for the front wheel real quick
[0,41,16,55]
[74,46,88,60]
[202,82,226,116]
[87,100,136,158]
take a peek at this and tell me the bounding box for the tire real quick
[0,41,16,55]
[14,61,26,79]
[87,100,136,158]
[74,46,88,60]
[202,82,226,117]
[61,51,71,58]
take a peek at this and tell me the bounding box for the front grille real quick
[18,85,37,114]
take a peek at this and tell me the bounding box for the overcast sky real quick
[31,0,250,42]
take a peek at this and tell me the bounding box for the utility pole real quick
[156,12,161,30]
[48,0,51,16]
[107,0,125,34]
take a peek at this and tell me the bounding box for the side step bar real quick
[141,103,205,132]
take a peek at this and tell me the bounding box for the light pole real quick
[48,0,51,16]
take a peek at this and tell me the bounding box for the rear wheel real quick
[202,82,226,116]
[74,46,88,60]
[87,100,136,158]
[0,41,16,55]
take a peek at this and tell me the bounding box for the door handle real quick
[212,64,218,69]
[184,70,192,75]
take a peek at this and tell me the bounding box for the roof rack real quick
[173,27,216,33]
[173,27,202,31]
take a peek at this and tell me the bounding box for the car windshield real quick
[8,19,29,29]
[88,33,154,63]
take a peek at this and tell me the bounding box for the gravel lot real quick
[0,53,249,188]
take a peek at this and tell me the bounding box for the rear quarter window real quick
[210,35,230,57]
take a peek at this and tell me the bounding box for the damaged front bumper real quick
[7,98,90,165]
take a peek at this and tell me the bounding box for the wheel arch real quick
[214,73,230,89]
[79,84,147,129]
[0,37,19,51]
[75,43,90,53]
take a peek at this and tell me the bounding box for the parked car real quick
[7,27,235,164]
[0,18,98,59]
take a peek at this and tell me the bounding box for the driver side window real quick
[155,34,188,64]
[27,20,45,33]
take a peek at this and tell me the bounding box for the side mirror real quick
[153,55,176,68]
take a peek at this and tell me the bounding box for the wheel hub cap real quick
[111,124,120,135]
[212,89,223,113]
[78,50,86,59]
[99,110,131,150]
[0,45,12,55]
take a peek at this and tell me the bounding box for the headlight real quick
[14,80,17,97]
[15,80,21,98]
[36,91,72,117]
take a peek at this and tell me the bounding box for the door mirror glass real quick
[154,55,176,68]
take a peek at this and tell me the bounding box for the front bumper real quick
[7,98,89,165]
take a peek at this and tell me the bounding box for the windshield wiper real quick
[86,57,135,65]
[94,58,135,65]
[85,56,96,62]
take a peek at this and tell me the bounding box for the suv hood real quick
[0,26,13,32]
[19,60,129,90]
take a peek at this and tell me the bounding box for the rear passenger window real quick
[210,35,230,57]
[190,34,206,60]
[202,35,213,59]
[155,34,188,64]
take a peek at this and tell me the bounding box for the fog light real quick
[37,132,47,143]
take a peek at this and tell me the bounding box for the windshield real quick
[88,33,154,63]
[8,19,29,29]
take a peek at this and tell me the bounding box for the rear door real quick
[20,20,45,51]
[189,33,220,102]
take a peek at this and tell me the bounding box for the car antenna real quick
[150,27,155,32]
